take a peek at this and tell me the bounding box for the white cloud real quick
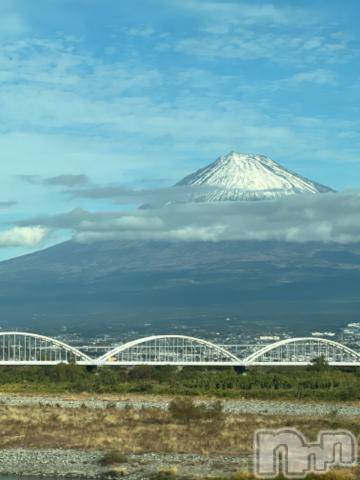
[178,1,308,27]
[268,69,338,91]
[161,1,354,67]
[0,23,358,201]
[126,26,155,37]
[0,226,48,247]
[172,30,352,66]
[21,191,360,245]
[289,69,338,85]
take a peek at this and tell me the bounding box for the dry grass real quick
[0,403,358,456]
[149,469,360,480]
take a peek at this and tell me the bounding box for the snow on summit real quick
[175,151,334,202]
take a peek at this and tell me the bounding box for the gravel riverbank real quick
[0,394,358,417]
[0,394,357,478]
[0,449,253,479]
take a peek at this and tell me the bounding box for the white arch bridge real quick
[0,332,359,367]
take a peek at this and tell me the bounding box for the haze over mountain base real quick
[0,239,359,337]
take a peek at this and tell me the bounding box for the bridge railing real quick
[0,332,358,366]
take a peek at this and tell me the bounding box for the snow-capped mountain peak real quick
[175,151,334,202]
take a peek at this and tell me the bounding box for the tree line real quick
[0,358,359,400]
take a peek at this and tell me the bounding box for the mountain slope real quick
[0,239,359,336]
[176,151,334,201]
[0,152,343,335]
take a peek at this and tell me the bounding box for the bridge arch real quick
[244,337,360,366]
[0,332,91,364]
[97,335,241,366]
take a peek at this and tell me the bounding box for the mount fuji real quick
[176,151,334,202]
[0,151,353,337]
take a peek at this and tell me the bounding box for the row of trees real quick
[0,359,358,400]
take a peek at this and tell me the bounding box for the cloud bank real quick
[20,191,360,245]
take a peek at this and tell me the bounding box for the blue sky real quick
[0,0,360,259]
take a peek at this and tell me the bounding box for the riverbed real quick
[0,449,253,479]
[0,393,358,417]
